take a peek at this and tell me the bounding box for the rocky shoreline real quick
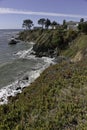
[0,52,55,105]
[1,28,87,129]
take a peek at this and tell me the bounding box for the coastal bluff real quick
[0,29,87,129]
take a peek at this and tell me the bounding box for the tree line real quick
[22,18,87,34]
[22,18,67,30]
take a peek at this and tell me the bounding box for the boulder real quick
[8,39,18,45]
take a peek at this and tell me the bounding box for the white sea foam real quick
[0,54,55,105]
[0,41,55,105]
[14,47,33,58]
[42,57,55,65]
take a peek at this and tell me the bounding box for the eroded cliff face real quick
[19,29,87,62]
[19,29,77,58]
[18,30,59,57]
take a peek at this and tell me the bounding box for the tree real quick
[45,19,51,29]
[78,22,87,33]
[38,18,46,29]
[22,19,33,30]
[80,18,84,23]
[51,21,58,29]
[63,20,67,29]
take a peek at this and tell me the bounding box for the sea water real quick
[0,29,54,104]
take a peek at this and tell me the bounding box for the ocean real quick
[0,29,54,105]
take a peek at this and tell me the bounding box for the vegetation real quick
[78,22,87,34]
[23,18,59,30]
[51,21,58,29]
[0,57,87,129]
[63,20,67,29]
[38,18,46,29]
[18,29,78,57]
[80,18,84,23]
[22,18,87,34]
[22,19,33,30]
[1,18,87,129]
[61,34,87,59]
[45,19,51,29]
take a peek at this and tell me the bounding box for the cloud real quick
[0,8,87,18]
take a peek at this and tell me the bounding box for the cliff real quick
[18,29,78,57]
[0,30,87,129]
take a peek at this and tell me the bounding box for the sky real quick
[0,0,87,29]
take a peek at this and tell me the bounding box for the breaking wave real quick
[0,47,55,105]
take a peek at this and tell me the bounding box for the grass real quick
[0,31,87,129]
[61,34,87,58]
[0,59,87,130]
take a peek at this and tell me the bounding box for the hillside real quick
[18,30,87,60]
[18,29,78,57]
[0,32,87,130]
[61,34,87,61]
